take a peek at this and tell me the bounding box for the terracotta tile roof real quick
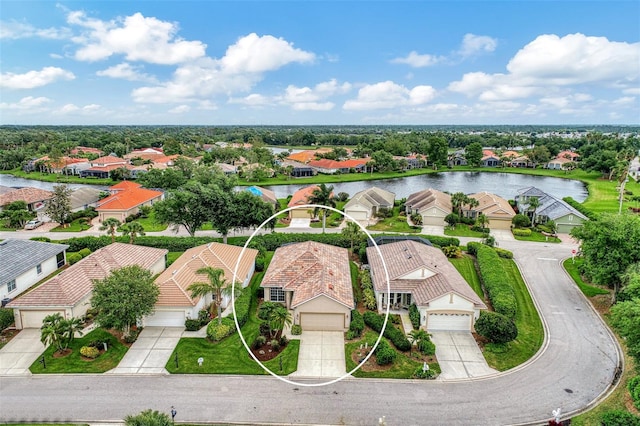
[501,150,520,158]
[0,187,53,207]
[85,164,134,173]
[96,186,163,211]
[154,243,258,307]
[152,154,181,164]
[366,241,485,308]
[36,156,89,168]
[261,241,353,308]
[482,150,496,157]
[287,151,319,163]
[287,185,319,208]
[406,188,451,213]
[71,146,103,156]
[468,191,515,219]
[92,155,127,166]
[109,181,141,191]
[8,243,167,308]
[124,152,164,161]
[556,150,580,160]
[308,159,341,169]
[339,158,368,168]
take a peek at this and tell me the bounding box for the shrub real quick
[78,248,92,258]
[255,256,265,272]
[423,235,460,248]
[80,345,100,359]
[512,214,531,228]
[67,252,82,265]
[124,409,172,426]
[363,311,411,351]
[408,304,420,330]
[270,339,280,351]
[445,213,459,227]
[206,322,231,341]
[197,309,210,324]
[494,247,514,259]
[279,335,288,347]
[563,197,598,220]
[466,241,481,256]
[291,324,302,335]
[185,318,202,331]
[600,410,640,426]
[375,207,393,218]
[629,376,640,410]
[337,192,349,202]
[512,228,532,236]
[345,330,357,340]
[349,310,364,337]
[418,339,436,356]
[476,245,517,320]
[362,288,377,310]
[253,335,267,349]
[413,366,436,379]
[442,245,461,258]
[410,213,423,225]
[0,308,14,331]
[124,330,139,344]
[374,339,397,365]
[474,311,518,344]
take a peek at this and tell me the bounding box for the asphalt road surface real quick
[0,238,622,425]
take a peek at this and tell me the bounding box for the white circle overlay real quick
[231,203,391,387]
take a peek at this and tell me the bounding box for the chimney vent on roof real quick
[329,284,334,290]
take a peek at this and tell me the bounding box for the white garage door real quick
[345,209,368,221]
[423,215,445,226]
[300,313,344,331]
[488,219,511,230]
[427,313,471,331]
[144,310,185,327]
[20,310,65,328]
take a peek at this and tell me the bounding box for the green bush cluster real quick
[563,196,598,220]
[207,317,237,341]
[512,228,532,236]
[408,304,420,330]
[442,245,461,258]
[470,225,490,233]
[360,269,377,310]
[476,245,517,320]
[511,214,531,228]
[229,286,252,328]
[474,311,518,343]
[0,308,15,331]
[80,345,100,358]
[494,247,514,259]
[124,330,139,344]
[374,338,397,365]
[466,241,481,256]
[290,324,302,335]
[67,252,82,265]
[363,311,411,351]
[413,366,436,379]
[78,248,92,258]
[418,338,436,356]
[599,410,640,426]
[185,319,202,331]
[253,335,266,349]
[349,310,364,337]
[630,376,640,410]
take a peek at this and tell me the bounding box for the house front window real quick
[56,252,65,268]
[36,264,42,274]
[7,279,16,292]
[270,288,285,303]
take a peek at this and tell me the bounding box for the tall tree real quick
[91,265,159,338]
[45,184,73,227]
[100,218,122,243]
[0,200,33,228]
[307,183,336,233]
[526,197,540,225]
[465,142,483,167]
[154,181,214,237]
[342,221,365,252]
[187,267,240,325]
[451,192,467,218]
[118,221,146,244]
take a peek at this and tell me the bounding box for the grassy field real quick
[1,169,112,186]
[482,259,544,371]
[136,211,168,232]
[166,252,183,266]
[563,258,610,297]
[444,224,486,238]
[512,230,561,243]
[449,255,484,299]
[50,218,91,232]
[30,328,129,374]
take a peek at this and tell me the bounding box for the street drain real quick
[564,388,573,393]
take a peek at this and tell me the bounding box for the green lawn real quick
[345,331,440,379]
[50,218,92,232]
[367,211,421,234]
[512,230,561,243]
[444,224,486,238]
[29,328,129,374]
[166,252,183,266]
[137,211,168,232]
[482,259,544,371]
[166,266,299,375]
[449,255,484,299]
[562,258,609,297]
[309,201,346,228]
[2,169,113,186]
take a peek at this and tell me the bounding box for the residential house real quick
[69,187,103,212]
[244,186,279,210]
[343,187,395,222]
[0,239,69,303]
[481,150,501,167]
[630,155,640,181]
[510,155,533,168]
[466,192,515,229]
[7,243,167,329]
[280,159,316,178]
[287,185,320,219]
[144,243,258,327]
[24,156,90,175]
[308,158,368,174]
[546,157,574,170]
[80,155,131,179]
[215,163,238,175]
[70,146,103,157]
[405,188,452,226]
[447,150,467,166]
[0,187,53,213]
[366,240,486,331]
[95,182,163,222]
[261,241,354,331]
[515,187,588,233]
[556,150,580,161]
[286,149,332,164]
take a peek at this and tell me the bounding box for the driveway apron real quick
[290,331,345,378]
[108,327,182,375]
[0,328,44,375]
[430,331,498,380]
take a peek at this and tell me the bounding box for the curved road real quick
[0,236,621,425]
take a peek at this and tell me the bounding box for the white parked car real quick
[24,219,44,230]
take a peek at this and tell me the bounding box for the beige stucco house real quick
[405,188,452,226]
[466,192,515,230]
[366,240,486,331]
[261,241,354,331]
[343,187,395,222]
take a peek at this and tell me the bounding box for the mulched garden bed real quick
[250,330,288,362]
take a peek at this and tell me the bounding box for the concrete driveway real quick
[288,218,311,228]
[430,331,498,380]
[490,229,515,242]
[289,331,345,378]
[108,327,183,375]
[0,328,44,375]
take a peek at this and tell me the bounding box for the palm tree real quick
[187,267,241,325]
[269,304,292,338]
[408,329,430,356]
[450,192,467,218]
[527,197,540,226]
[40,314,64,353]
[465,197,479,219]
[477,213,488,229]
[118,221,146,244]
[100,217,121,243]
[307,184,336,233]
[342,221,364,252]
[60,317,84,350]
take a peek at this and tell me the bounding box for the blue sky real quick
[1,1,639,125]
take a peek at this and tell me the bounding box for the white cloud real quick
[0,66,75,89]
[279,79,350,109]
[458,34,498,57]
[59,104,79,113]
[343,81,436,110]
[49,53,64,59]
[67,11,206,64]
[291,102,334,111]
[0,96,52,110]
[54,103,102,115]
[96,63,157,82]
[168,105,191,114]
[624,87,640,95]
[220,33,315,73]
[229,94,271,107]
[390,51,442,68]
[0,21,71,40]
[612,96,636,106]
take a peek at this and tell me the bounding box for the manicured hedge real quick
[466,241,481,256]
[476,245,517,320]
[349,310,364,337]
[494,247,514,259]
[512,228,532,236]
[630,376,640,411]
[408,304,420,330]
[600,410,640,426]
[0,308,14,331]
[563,196,599,220]
[363,311,411,351]
[206,316,237,341]
[374,338,397,365]
[474,311,518,343]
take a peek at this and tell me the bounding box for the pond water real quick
[1,171,588,202]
